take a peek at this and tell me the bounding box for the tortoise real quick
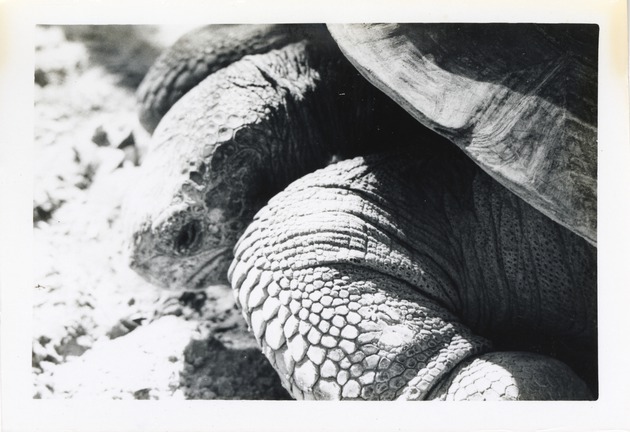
[123,23,597,400]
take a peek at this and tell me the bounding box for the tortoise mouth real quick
[185,247,232,289]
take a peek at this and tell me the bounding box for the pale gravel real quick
[33,24,289,400]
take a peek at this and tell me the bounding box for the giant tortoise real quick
[124,23,597,400]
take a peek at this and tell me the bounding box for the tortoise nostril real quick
[175,220,202,255]
[189,171,203,185]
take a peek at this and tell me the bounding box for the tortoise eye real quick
[174,220,202,255]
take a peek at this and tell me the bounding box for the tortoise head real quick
[123,121,253,291]
[126,196,236,291]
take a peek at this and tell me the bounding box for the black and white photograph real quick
[1,1,629,431]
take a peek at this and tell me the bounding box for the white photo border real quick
[1,0,628,431]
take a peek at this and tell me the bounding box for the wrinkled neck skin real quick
[385,151,598,355]
[125,34,426,292]
[137,24,331,133]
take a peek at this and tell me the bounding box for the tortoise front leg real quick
[228,151,593,400]
[229,258,490,400]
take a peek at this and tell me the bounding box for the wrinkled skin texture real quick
[137,24,326,132]
[125,28,429,291]
[229,150,596,400]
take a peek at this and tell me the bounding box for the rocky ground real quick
[32,25,290,400]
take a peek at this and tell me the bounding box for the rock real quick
[91,126,110,146]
